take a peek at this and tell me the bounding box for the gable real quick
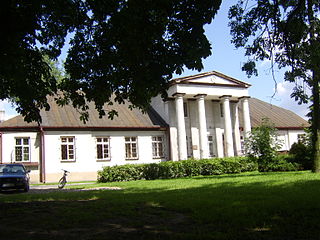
[172,71,251,88]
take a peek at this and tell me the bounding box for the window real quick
[15,138,30,162]
[61,137,75,161]
[220,103,224,117]
[96,137,110,161]
[152,136,164,158]
[183,102,188,117]
[125,137,138,160]
[207,136,215,157]
[298,134,306,143]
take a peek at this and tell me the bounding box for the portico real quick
[153,71,252,161]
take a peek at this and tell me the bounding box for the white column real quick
[196,94,209,159]
[241,97,252,139]
[175,93,187,160]
[232,102,242,156]
[221,96,234,157]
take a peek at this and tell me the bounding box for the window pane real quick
[61,138,67,143]
[61,145,67,160]
[125,144,130,157]
[152,143,156,156]
[97,138,102,142]
[97,145,102,159]
[15,147,22,161]
[16,139,21,145]
[23,152,29,161]
[159,144,163,156]
[23,138,29,145]
[68,137,73,142]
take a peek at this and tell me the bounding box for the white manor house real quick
[0,71,308,183]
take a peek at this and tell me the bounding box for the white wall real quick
[43,130,167,182]
[1,130,167,183]
[277,129,306,151]
[1,131,40,183]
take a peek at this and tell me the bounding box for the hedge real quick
[97,157,258,183]
[258,154,303,172]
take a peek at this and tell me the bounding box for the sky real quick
[0,1,310,121]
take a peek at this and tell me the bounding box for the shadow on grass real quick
[1,176,320,240]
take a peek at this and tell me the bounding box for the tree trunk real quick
[312,70,320,172]
[307,0,320,172]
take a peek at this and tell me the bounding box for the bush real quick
[244,118,283,171]
[258,154,303,172]
[97,157,258,183]
[289,142,312,170]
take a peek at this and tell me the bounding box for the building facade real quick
[0,71,308,183]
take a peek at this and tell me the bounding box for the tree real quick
[228,0,320,172]
[1,0,222,123]
[244,118,283,171]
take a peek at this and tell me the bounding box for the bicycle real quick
[58,169,70,189]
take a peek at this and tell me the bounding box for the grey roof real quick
[239,98,309,129]
[0,96,308,130]
[0,97,168,130]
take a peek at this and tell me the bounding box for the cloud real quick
[275,81,310,119]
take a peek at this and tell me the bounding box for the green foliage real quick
[258,154,302,172]
[289,142,313,170]
[244,118,283,171]
[1,0,222,123]
[97,157,258,183]
[228,0,320,172]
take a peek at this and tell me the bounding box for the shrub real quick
[97,157,258,183]
[244,118,283,171]
[258,154,303,172]
[289,142,312,170]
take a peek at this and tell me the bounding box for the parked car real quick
[0,164,30,192]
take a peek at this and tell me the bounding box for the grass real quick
[1,171,320,239]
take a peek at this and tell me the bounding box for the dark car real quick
[0,164,30,192]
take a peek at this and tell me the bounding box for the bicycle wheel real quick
[58,177,66,189]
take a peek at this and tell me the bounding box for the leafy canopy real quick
[228,0,320,172]
[1,0,222,123]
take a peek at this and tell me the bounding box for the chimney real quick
[0,110,5,123]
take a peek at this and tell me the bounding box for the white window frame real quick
[96,137,111,161]
[125,137,138,160]
[15,137,30,162]
[60,136,75,162]
[152,136,165,159]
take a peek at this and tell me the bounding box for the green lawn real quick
[1,171,320,240]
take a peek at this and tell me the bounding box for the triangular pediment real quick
[171,71,250,88]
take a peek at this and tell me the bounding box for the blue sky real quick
[0,1,309,120]
[175,1,310,119]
